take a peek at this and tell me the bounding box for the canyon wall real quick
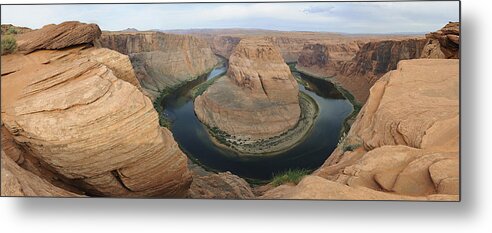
[1,22,192,197]
[296,42,361,77]
[297,38,427,102]
[263,59,459,200]
[97,32,219,99]
[296,22,459,103]
[194,39,300,140]
[205,34,360,63]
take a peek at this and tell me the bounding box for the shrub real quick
[1,36,17,55]
[7,26,18,35]
[152,91,172,128]
[338,135,363,153]
[271,169,310,187]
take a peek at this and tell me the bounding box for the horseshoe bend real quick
[1,4,460,201]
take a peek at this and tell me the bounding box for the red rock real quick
[16,21,101,54]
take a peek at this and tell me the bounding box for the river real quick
[161,62,353,182]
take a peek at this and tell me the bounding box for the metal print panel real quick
[0,1,460,201]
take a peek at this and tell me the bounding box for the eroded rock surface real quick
[296,42,361,77]
[262,59,459,200]
[97,32,219,99]
[421,22,460,59]
[1,22,192,197]
[297,38,426,102]
[194,39,300,141]
[188,166,255,199]
[1,150,83,197]
[16,21,101,54]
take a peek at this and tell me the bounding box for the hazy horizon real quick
[1,2,459,34]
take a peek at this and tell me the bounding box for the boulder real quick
[16,21,101,53]
[188,171,255,199]
[421,22,460,59]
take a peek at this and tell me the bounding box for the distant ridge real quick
[121,27,139,32]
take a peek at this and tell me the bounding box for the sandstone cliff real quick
[97,31,219,98]
[1,22,192,197]
[297,38,426,102]
[194,39,301,145]
[421,22,460,59]
[206,34,358,63]
[296,42,361,77]
[262,59,459,200]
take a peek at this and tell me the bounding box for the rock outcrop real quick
[421,22,460,59]
[1,22,192,197]
[1,150,82,197]
[194,39,300,141]
[262,59,459,200]
[297,38,426,102]
[16,21,101,54]
[1,24,32,35]
[188,172,255,199]
[97,31,219,99]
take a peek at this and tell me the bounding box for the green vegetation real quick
[191,75,223,98]
[6,26,18,35]
[209,126,233,146]
[1,35,17,55]
[292,72,309,86]
[153,90,172,128]
[334,85,363,135]
[287,62,297,72]
[288,62,361,137]
[271,169,311,187]
[337,133,363,153]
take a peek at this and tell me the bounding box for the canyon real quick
[194,39,313,154]
[296,38,427,102]
[262,59,459,200]
[168,28,423,63]
[295,22,460,103]
[1,20,460,201]
[97,31,219,99]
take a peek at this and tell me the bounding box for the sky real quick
[1,1,459,34]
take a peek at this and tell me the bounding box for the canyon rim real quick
[1,2,460,201]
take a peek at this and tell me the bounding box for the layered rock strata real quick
[297,38,426,102]
[97,32,219,99]
[194,39,304,153]
[188,170,255,199]
[262,59,459,200]
[296,42,361,77]
[1,22,192,197]
[16,21,101,54]
[421,22,460,59]
[1,150,83,197]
